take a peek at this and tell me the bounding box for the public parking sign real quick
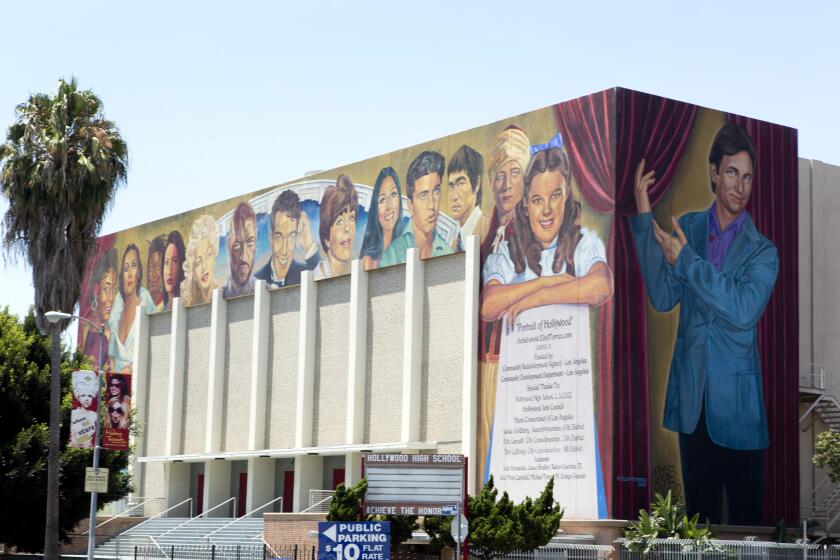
[318,522,390,560]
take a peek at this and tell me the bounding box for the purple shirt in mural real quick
[707,202,748,271]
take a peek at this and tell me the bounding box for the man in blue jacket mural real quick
[630,124,778,525]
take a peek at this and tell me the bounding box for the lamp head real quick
[44,311,73,324]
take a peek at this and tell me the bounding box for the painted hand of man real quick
[653,217,687,265]
[634,159,655,214]
[298,213,314,254]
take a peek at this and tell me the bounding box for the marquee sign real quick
[362,454,465,516]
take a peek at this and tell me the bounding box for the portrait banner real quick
[103,371,131,451]
[69,370,99,449]
[490,304,601,518]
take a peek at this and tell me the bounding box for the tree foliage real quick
[326,478,419,549]
[622,491,713,554]
[814,429,840,483]
[424,476,563,560]
[0,308,132,552]
[1,78,128,331]
[1,77,128,558]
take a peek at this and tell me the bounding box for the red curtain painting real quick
[555,88,698,518]
[728,114,799,525]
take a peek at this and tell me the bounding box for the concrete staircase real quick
[94,517,264,559]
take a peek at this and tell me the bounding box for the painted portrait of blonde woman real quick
[180,214,220,306]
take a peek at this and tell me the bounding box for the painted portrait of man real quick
[223,202,258,298]
[630,123,779,525]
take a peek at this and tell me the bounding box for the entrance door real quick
[196,474,204,516]
[332,468,346,489]
[283,470,294,512]
[238,472,247,517]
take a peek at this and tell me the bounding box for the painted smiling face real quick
[122,247,140,297]
[526,170,568,248]
[109,378,122,398]
[97,269,116,321]
[194,238,216,292]
[271,211,297,280]
[163,242,181,296]
[377,176,400,236]
[328,207,356,263]
[712,150,753,224]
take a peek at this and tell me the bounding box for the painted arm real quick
[675,241,778,330]
[503,261,613,328]
[480,261,613,322]
[480,276,559,322]
[629,212,683,312]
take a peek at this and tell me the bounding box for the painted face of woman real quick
[149,250,162,296]
[97,269,116,321]
[163,243,180,296]
[122,248,140,296]
[526,170,567,248]
[377,176,399,235]
[194,238,215,291]
[328,208,356,263]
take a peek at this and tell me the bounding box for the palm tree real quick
[0,78,128,559]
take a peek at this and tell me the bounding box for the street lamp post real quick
[45,310,106,560]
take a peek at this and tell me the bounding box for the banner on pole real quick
[69,370,99,449]
[102,371,131,450]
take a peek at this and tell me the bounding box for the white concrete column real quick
[248,280,271,450]
[463,235,480,493]
[295,271,317,448]
[344,452,362,487]
[165,297,186,456]
[130,306,149,500]
[293,455,324,512]
[401,248,424,443]
[246,457,275,514]
[346,259,368,445]
[205,288,227,454]
[204,460,233,517]
[164,462,190,513]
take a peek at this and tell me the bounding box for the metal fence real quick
[133,544,317,560]
[487,543,616,560]
[614,539,840,560]
[128,541,840,560]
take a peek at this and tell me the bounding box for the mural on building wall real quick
[609,90,798,526]
[77,88,798,526]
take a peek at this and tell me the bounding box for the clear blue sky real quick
[2,0,838,328]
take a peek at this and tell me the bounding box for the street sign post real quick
[318,522,390,560]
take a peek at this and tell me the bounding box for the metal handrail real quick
[263,538,281,559]
[205,496,283,540]
[83,497,163,534]
[148,535,169,559]
[301,491,333,513]
[158,497,237,537]
[119,498,193,537]
[114,498,192,560]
